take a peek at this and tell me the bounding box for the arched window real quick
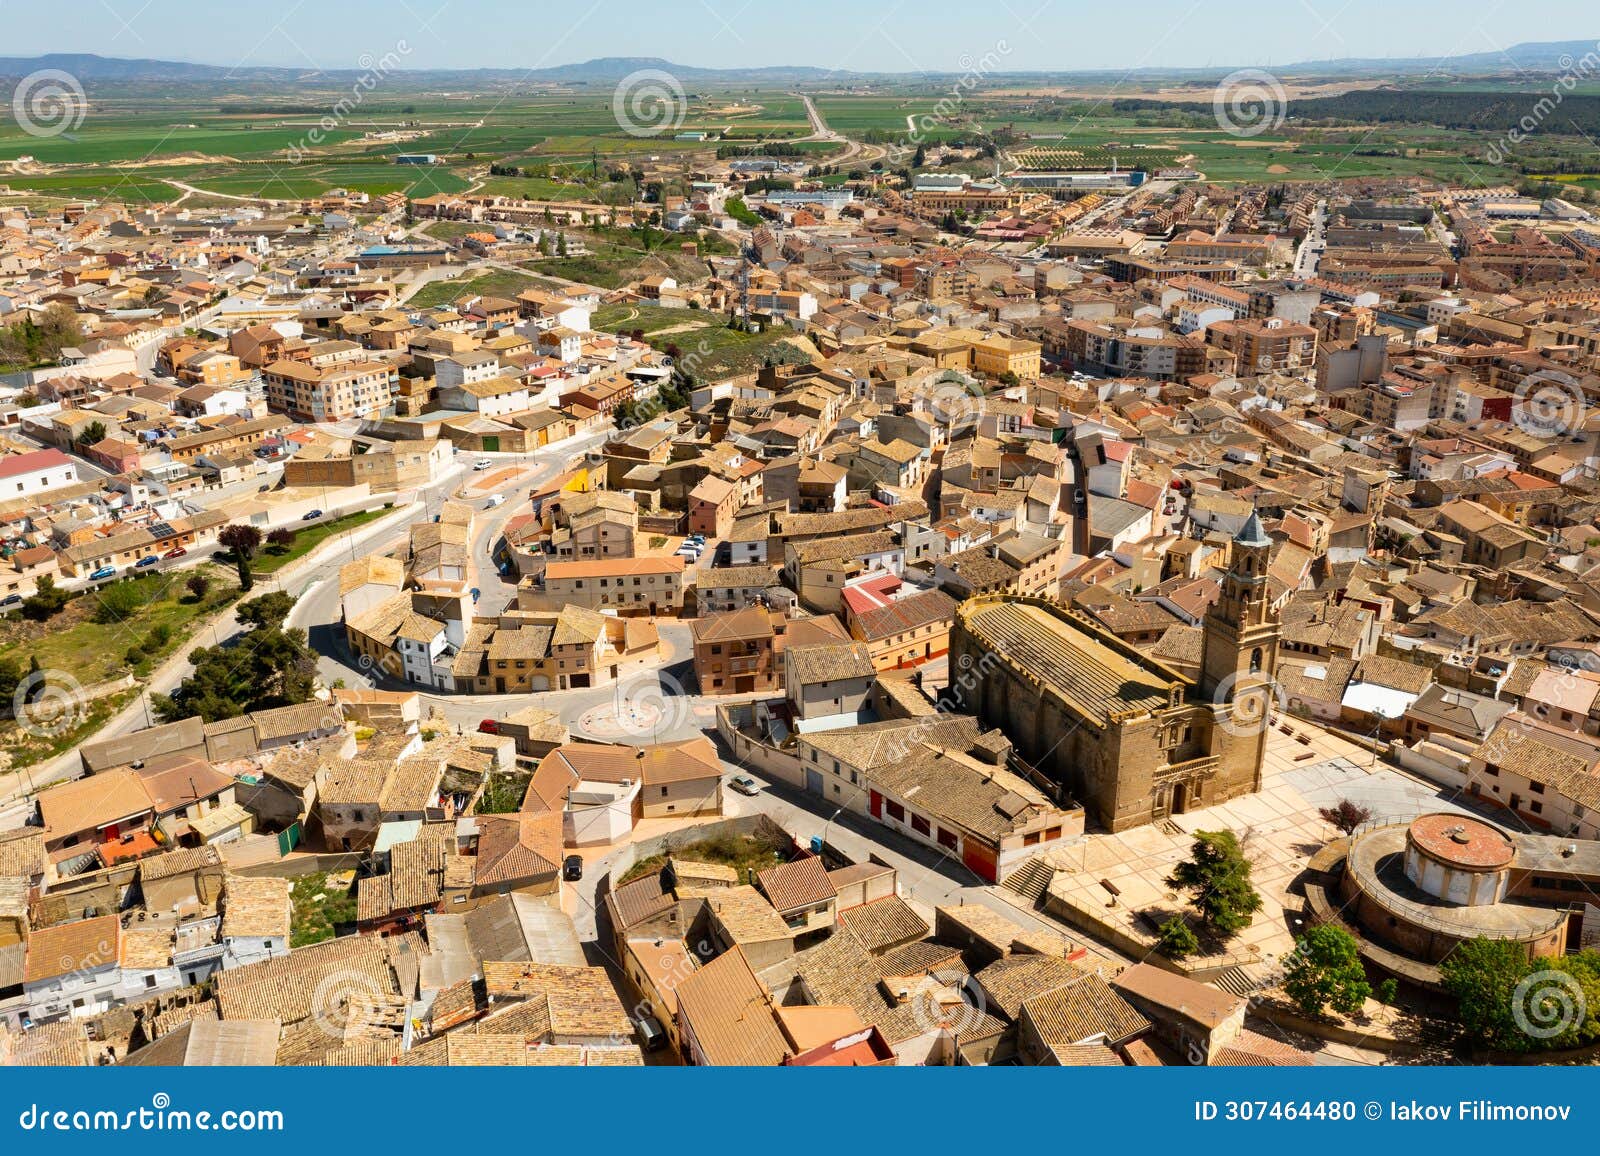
[1249,647,1263,674]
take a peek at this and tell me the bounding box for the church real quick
[948,514,1282,832]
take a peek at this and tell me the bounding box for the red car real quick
[477,719,499,735]
[163,546,188,559]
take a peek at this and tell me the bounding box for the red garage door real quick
[963,840,997,883]
[869,790,883,819]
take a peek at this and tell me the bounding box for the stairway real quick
[1002,857,1058,902]
[1211,962,1274,998]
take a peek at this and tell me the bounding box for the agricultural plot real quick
[1010,144,1182,171]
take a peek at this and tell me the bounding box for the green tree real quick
[1155,915,1199,960]
[1440,937,1532,1052]
[0,654,21,704]
[1376,978,1398,1006]
[1166,830,1263,938]
[73,420,107,448]
[235,552,253,593]
[21,574,69,621]
[152,592,315,724]
[1283,924,1371,1018]
[91,578,151,624]
[236,590,294,631]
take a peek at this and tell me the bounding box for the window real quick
[886,800,905,821]
[937,827,958,849]
[1530,801,1544,814]
[661,786,669,797]
[1531,781,1545,794]
[1023,831,1041,846]
[145,974,157,989]
[911,814,930,836]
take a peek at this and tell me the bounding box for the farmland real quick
[0,76,1594,211]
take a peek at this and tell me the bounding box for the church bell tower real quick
[1201,509,1281,708]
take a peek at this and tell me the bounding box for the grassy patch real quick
[476,771,531,815]
[251,508,391,575]
[0,687,139,778]
[0,566,237,687]
[290,871,359,947]
[619,829,792,886]
[591,303,813,378]
[409,268,544,309]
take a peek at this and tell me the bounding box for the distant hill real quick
[0,52,854,86]
[1281,38,1600,75]
[1,41,1598,86]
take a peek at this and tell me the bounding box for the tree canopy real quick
[1166,829,1264,938]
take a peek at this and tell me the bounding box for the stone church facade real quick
[949,515,1281,832]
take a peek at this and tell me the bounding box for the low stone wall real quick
[603,812,794,892]
[715,703,804,789]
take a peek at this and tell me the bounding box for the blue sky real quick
[3,0,1596,72]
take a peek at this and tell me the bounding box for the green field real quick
[1,79,1592,210]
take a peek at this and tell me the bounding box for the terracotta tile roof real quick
[756,856,837,915]
[674,946,792,1066]
[24,914,120,984]
[221,875,291,940]
[838,895,928,953]
[36,769,153,839]
[1019,973,1150,1047]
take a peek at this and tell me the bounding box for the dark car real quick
[0,593,20,607]
[135,555,159,568]
[302,509,323,521]
[562,855,584,881]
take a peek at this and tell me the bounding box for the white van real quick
[484,494,505,508]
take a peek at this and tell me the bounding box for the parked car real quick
[483,494,505,508]
[89,566,116,581]
[474,458,492,470]
[302,509,323,521]
[162,546,187,559]
[636,1015,667,1051]
[477,718,499,735]
[729,774,762,797]
[135,555,159,568]
[562,855,584,882]
[0,593,21,607]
